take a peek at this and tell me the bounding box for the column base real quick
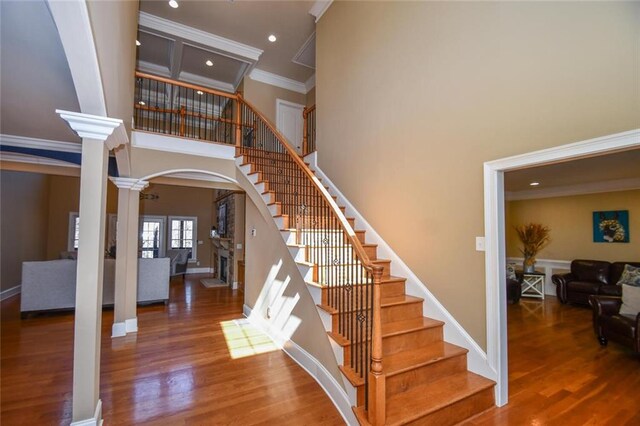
[125,317,138,333]
[111,322,126,338]
[70,399,103,426]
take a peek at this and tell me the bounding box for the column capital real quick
[56,110,128,150]
[109,177,149,191]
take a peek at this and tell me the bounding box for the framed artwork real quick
[593,210,629,243]
[218,203,227,237]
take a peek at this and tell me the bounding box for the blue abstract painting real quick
[593,210,629,243]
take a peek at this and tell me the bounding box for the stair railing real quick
[132,72,385,424]
[302,104,316,156]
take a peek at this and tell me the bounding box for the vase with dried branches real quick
[515,223,551,273]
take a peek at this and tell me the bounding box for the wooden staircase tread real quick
[338,364,365,387]
[385,371,495,425]
[317,295,422,315]
[382,317,444,337]
[383,341,468,377]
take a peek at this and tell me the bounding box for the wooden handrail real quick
[237,94,375,273]
[135,71,238,100]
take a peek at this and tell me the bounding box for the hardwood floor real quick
[466,296,640,425]
[3,280,639,425]
[0,274,343,425]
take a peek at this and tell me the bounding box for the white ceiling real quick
[505,148,640,198]
[137,0,316,89]
[0,0,81,143]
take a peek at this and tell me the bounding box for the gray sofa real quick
[21,258,170,315]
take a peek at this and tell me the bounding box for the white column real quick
[110,177,148,338]
[57,110,128,426]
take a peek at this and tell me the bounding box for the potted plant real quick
[515,223,551,273]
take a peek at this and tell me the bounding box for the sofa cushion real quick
[599,285,622,297]
[616,264,640,287]
[601,313,637,339]
[571,260,610,285]
[620,284,640,317]
[567,280,601,294]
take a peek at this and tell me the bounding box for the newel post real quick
[302,107,309,156]
[235,95,243,147]
[368,265,386,425]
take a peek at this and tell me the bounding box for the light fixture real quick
[529,182,540,186]
[136,40,141,47]
[168,0,179,8]
[205,59,213,67]
[197,90,204,95]
[138,101,145,105]
[268,34,277,42]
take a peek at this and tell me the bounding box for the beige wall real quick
[506,190,640,262]
[45,175,118,259]
[0,171,50,291]
[242,77,307,125]
[317,2,639,348]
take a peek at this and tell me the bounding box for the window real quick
[139,216,166,259]
[169,216,197,260]
[68,212,80,251]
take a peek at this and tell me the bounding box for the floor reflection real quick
[220,318,278,359]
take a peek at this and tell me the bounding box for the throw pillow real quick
[620,284,640,317]
[506,263,517,280]
[616,264,640,287]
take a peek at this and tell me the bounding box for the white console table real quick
[521,272,545,299]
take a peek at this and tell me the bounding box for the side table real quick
[521,272,545,299]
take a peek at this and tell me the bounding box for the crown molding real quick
[109,177,149,191]
[0,134,82,153]
[56,110,127,150]
[138,12,263,62]
[178,71,236,93]
[137,60,171,78]
[305,74,316,92]
[0,151,80,168]
[506,177,640,201]
[309,1,333,23]
[249,69,308,94]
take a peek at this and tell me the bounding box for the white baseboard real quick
[70,399,103,426]
[186,267,213,274]
[243,304,358,426]
[1,285,21,301]
[125,317,138,333]
[506,257,571,296]
[111,322,126,338]
[306,152,496,382]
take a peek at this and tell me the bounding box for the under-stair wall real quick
[239,171,358,425]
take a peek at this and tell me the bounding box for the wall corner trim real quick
[243,304,358,425]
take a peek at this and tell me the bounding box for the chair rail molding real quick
[506,257,571,295]
[484,128,640,407]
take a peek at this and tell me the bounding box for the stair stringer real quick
[305,152,498,387]
[235,159,359,425]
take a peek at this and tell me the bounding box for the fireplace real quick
[220,256,228,283]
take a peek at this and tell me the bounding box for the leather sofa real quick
[589,295,639,353]
[507,278,522,304]
[552,260,640,306]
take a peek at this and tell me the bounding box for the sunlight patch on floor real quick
[220,318,278,359]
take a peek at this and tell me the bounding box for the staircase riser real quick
[385,355,468,396]
[383,327,444,356]
[320,281,405,305]
[401,387,494,426]
[381,302,423,324]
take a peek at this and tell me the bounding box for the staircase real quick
[131,72,495,425]
[237,147,495,425]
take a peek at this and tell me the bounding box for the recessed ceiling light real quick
[529,182,540,186]
[168,0,179,8]
[268,34,277,42]
[136,40,141,46]
[138,101,145,105]
[197,90,204,95]
[205,59,213,67]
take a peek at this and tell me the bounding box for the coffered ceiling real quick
[137,0,317,92]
